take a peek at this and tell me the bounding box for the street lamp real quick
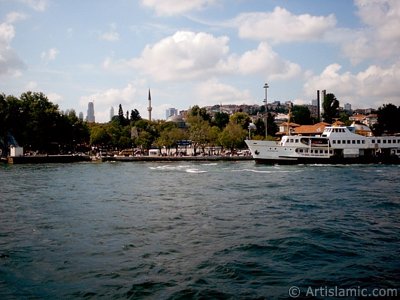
[248,123,256,139]
[263,83,269,139]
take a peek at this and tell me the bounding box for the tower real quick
[317,90,320,122]
[147,89,152,121]
[110,106,114,121]
[86,101,95,123]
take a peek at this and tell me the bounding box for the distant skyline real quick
[1,0,399,122]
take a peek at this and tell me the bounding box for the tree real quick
[339,112,351,125]
[155,127,187,155]
[266,113,278,137]
[229,112,251,129]
[208,126,221,147]
[322,93,339,123]
[188,105,211,123]
[135,131,153,151]
[90,125,110,146]
[188,118,211,155]
[130,109,141,123]
[374,103,400,134]
[219,122,247,153]
[117,104,127,125]
[292,105,313,125]
[212,111,229,129]
[253,118,266,138]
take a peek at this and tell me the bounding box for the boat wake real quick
[149,164,208,174]
[232,168,302,174]
[186,168,207,173]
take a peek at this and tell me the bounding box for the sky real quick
[1,0,400,122]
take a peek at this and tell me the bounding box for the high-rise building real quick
[344,103,352,112]
[78,112,84,121]
[86,101,95,123]
[110,106,114,121]
[166,108,178,119]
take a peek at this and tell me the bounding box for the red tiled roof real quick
[294,122,330,135]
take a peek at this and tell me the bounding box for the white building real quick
[166,108,178,119]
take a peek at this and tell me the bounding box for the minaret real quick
[147,89,152,121]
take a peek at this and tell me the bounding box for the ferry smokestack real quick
[317,90,320,122]
[321,90,326,121]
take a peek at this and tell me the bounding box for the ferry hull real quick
[254,155,400,165]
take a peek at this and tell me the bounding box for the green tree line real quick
[0,92,89,155]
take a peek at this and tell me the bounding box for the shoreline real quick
[101,155,253,162]
[3,154,253,164]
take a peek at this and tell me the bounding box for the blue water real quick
[0,162,399,299]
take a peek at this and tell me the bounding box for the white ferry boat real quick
[245,125,400,164]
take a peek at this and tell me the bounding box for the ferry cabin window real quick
[352,140,356,144]
[372,139,375,143]
[332,140,336,144]
[388,140,392,144]
[383,140,387,144]
[337,140,341,144]
[342,140,346,144]
[377,140,381,143]
[357,140,360,144]
[347,140,351,144]
[295,139,299,143]
[362,140,365,144]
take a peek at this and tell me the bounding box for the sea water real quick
[0,162,399,299]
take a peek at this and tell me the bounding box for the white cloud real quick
[235,7,336,43]
[141,0,218,16]
[41,48,59,62]
[99,23,120,42]
[25,81,38,90]
[112,31,300,82]
[5,12,27,24]
[132,31,230,81]
[195,78,254,106]
[47,92,63,105]
[0,22,15,43]
[0,22,25,77]
[304,63,400,108]
[335,0,400,64]
[19,0,48,11]
[236,42,301,80]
